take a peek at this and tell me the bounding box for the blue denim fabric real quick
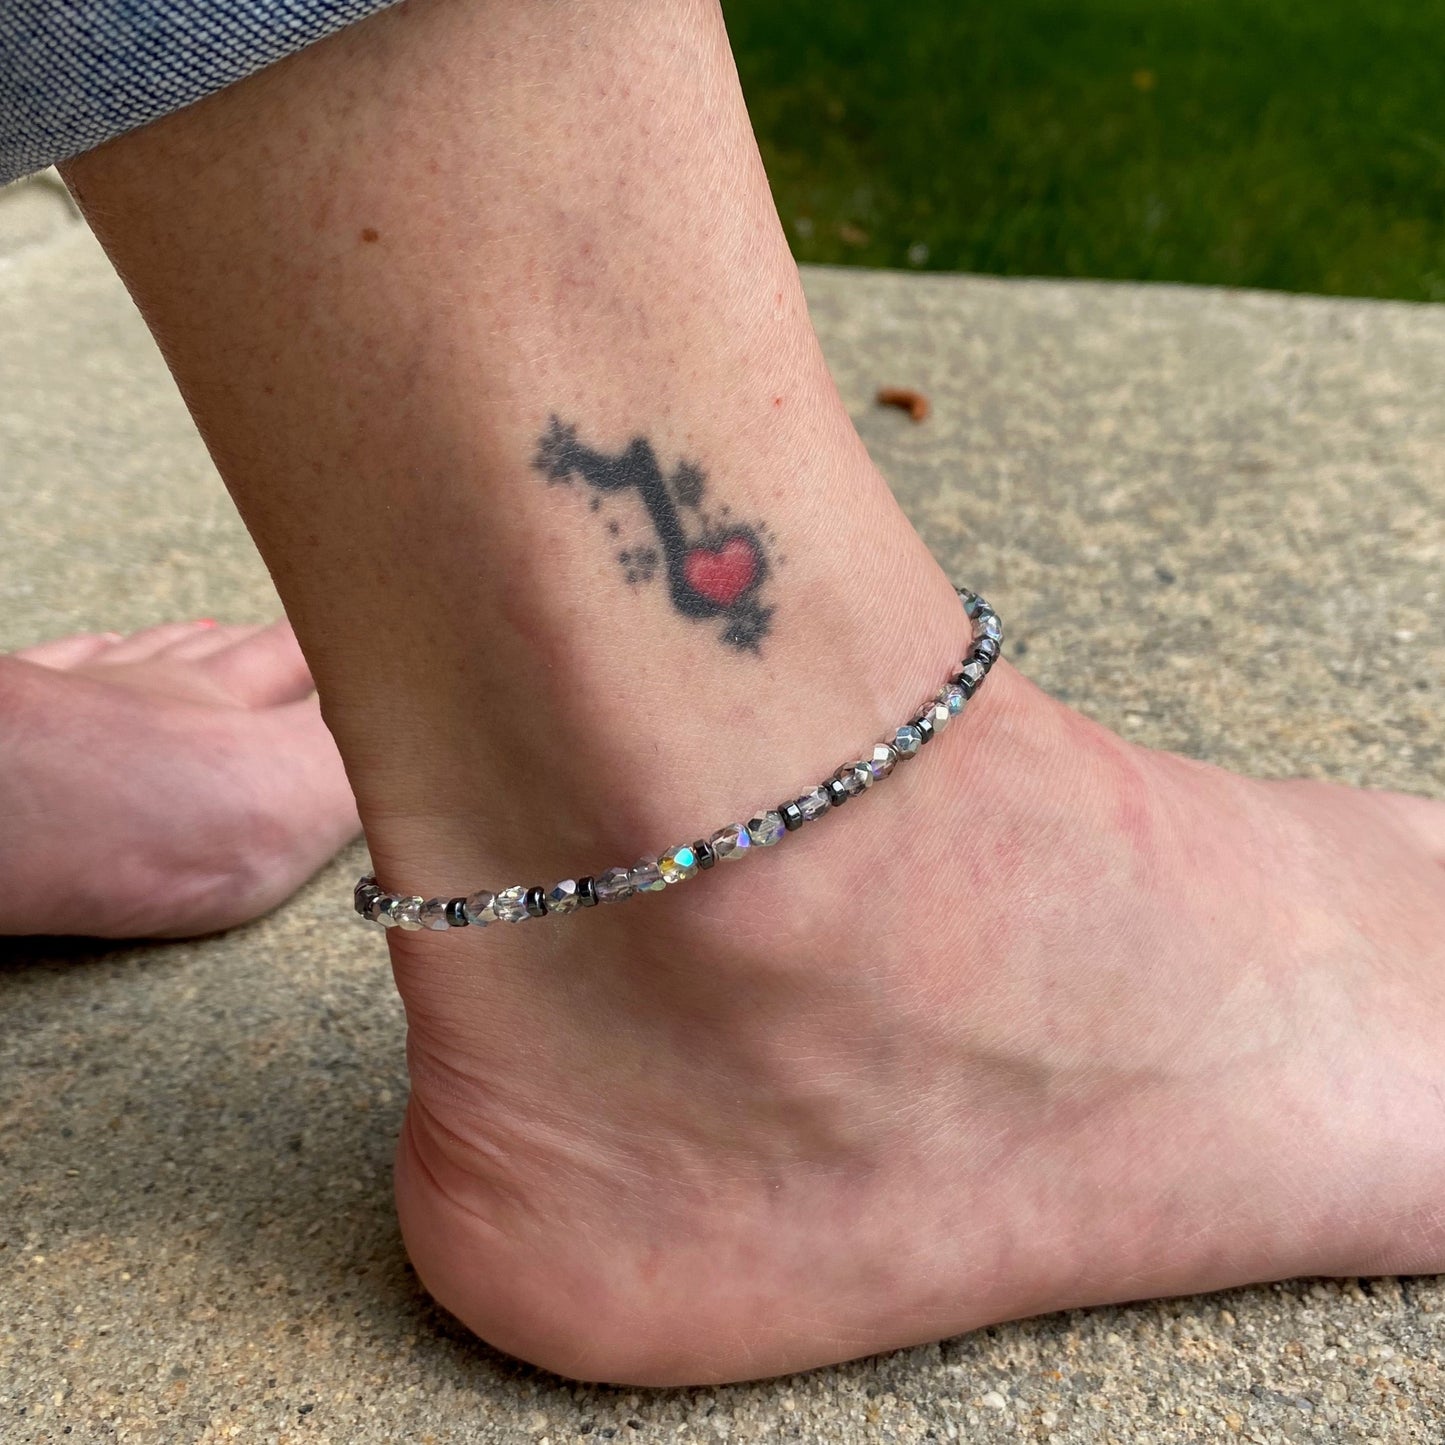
[0,0,400,185]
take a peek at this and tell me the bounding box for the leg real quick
[62,0,1445,1384]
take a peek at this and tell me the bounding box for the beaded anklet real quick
[355,586,1003,931]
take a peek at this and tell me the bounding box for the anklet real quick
[354,587,1003,931]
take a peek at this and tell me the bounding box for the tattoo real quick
[533,416,775,652]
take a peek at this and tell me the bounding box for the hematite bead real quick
[660,845,698,883]
[419,897,452,930]
[974,637,1000,666]
[445,898,470,927]
[748,810,786,847]
[577,876,599,907]
[595,865,634,902]
[546,879,580,914]
[893,724,923,757]
[493,885,531,923]
[525,886,548,918]
[394,896,425,931]
[834,764,866,797]
[463,889,496,926]
[957,659,987,694]
[825,776,849,806]
[693,840,716,870]
[710,823,752,861]
[915,715,935,743]
[798,785,831,821]
[631,858,666,892]
[781,801,805,831]
[354,873,378,914]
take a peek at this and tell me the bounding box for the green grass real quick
[724,0,1445,300]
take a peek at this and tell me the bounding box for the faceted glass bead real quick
[374,896,399,926]
[593,866,633,902]
[975,612,1003,645]
[893,724,923,757]
[747,811,786,847]
[631,858,666,892]
[939,683,967,716]
[962,592,986,618]
[927,700,951,733]
[493,885,531,923]
[660,845,698,883]
[959,659,987,690]
[869,743,898,780]
[834,765,864,797]
[710,822,752,861]
[463,889,496,926]
[419,897,452,930]
[546,879,580,914]
[394,896,425,930]
[797,785,831,822]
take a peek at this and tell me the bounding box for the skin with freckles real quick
[58,0,1445,1386]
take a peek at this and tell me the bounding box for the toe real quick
[12,630,123,669]
[96,620,213,663]
[200,618,315,707]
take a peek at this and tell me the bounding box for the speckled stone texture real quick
[2,172,1443,1443]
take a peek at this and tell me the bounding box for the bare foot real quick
[1,619,359,938]
[383,659,1445,1385]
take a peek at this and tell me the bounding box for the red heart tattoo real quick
[683,535,759,609]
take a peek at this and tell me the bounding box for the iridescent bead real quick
[797,785,831,821]
[463,890,496,926]
[631,858,667,892]
[926,700,951,733]
[374,895,400,927]
[710,823,752,861]
[660,845,698,883]
[493,885,531,923]
[595,865,634,902]
[418,897,451,930]
[961,591,986,618]
[394,896,425,930]
[939,683,968,716]
[956,587,979,614]
[747,811,786,847]
[974,637,1000,667]
[546,879,580,914]
[975,611,1003,645]
[868,743,898,781]
[893,724,923,757]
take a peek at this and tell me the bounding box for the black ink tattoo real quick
[533,416,775,652]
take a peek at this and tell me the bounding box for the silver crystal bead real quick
[747,811,786,847]
[374,895,400,926]
[959,659,987,690]
[418,897,451,930]
[493,885,531,923]
[394,895,425,930]
[975,611,1003,645]
[660,845,699,883]
[939,683,967,716]
[463,889,496,925]
[869,743,898,780]
[893,723,923,756]
[595,865,634,902]
[961,591,986,618]
[926,699,951,733]
[631,858,666,892]
[710,822,752,861]
[797,785,831,822]
[546,879,580,914]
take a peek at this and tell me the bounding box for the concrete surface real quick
[2,169,1443,1443]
